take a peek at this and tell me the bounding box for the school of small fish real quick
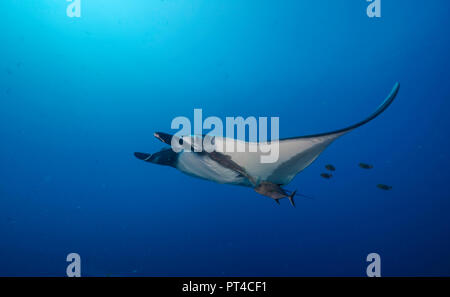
[320,163,392,191]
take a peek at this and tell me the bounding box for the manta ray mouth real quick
[154,132,164,142]
[134,152,152,161]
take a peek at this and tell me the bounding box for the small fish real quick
[320,173,332,179]
[325,164,335,171]
[359,163,373,169]
[377,184,392,191]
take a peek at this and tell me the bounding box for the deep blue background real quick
[1,0,449,276]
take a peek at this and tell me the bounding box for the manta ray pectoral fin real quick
[263,82,400,185]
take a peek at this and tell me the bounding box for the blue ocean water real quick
[1,0,449,276]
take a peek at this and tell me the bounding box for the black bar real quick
[0,277,448,296]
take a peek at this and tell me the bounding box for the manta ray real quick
[135,83,400,206]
